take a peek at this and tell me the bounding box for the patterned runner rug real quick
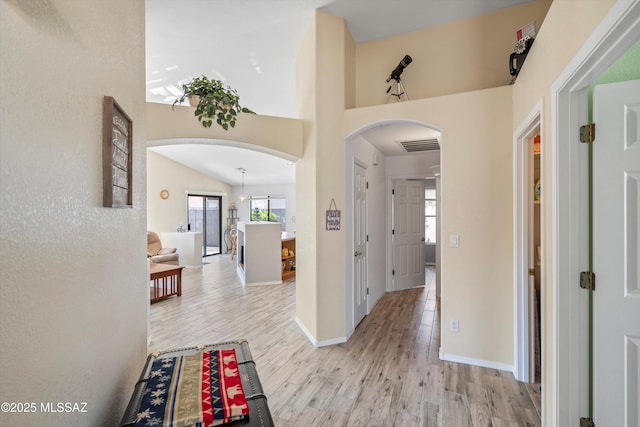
[134,349,249,426]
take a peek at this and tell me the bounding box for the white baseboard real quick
[294,316,347,348]
[317,336,347,347]
[439,349,514,372]
[246,280,282,286]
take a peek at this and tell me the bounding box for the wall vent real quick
[397,138,440,152]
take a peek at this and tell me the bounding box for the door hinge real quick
[366,288,369,295]
[366,234,369,242]
[580,271,596,291]
[392,269,395,276]
[580,417,595,427]
[366,182,369,189]
[392,189,395,195]
[392,229,395,235]
[579,123,595,143]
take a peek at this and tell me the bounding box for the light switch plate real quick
[450,234,459,247]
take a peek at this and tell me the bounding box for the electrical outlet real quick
[450,319,459,333]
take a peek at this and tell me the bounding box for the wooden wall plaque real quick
[103,96,133,207]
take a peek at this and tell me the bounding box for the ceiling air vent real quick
[397,138,440,152]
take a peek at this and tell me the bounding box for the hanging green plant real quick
[172,76,255,130]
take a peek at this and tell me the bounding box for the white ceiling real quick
[359,122,442,156]
[149,143,295,186]
[145,0,533,184]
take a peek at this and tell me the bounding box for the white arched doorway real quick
[343,119,442,336]
[147,137,299,255]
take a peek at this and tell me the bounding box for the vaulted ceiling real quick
[145,0,534,185]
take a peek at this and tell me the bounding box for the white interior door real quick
[393,179,425,291]
[593,79,640,426]
[353,162,368,327]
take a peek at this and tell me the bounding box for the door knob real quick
[354,251,362,257]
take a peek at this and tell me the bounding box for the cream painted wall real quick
[344,86,515,367]
[147,150,232,251]
[0,1,147,425]
[295,10,350,343]
[511,0,617,424]
[315,11,349,342]
[147,102,303,160]
[295,14,319,339]
[356,0,552,108]
[344,20,356,110]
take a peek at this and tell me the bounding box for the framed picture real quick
[103,96,133,207]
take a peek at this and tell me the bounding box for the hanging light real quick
[238,168,248,203]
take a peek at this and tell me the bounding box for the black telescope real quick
[386,55,412,82]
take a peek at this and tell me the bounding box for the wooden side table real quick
[149,263,183,303]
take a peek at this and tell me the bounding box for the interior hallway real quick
[149,257,540,426]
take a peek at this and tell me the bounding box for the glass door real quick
[187,195,222,256]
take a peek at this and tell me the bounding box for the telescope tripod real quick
[386,77,409,103]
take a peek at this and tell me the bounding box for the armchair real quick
[147,231,180,265]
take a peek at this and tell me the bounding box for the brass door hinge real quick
[580,271,596,291]
[580,123,595,143]
[580,417,595,427]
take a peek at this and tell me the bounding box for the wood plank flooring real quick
[149,256,541,426]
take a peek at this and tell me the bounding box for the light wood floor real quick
[149,256,541,426]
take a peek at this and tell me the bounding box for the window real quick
[250,196,286,231]
[425,188,436,243]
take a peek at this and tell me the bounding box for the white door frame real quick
[513,100,543,383]
[551,0,640,424]
[353,159,368,329]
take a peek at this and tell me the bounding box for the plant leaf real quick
[176,75,254,130]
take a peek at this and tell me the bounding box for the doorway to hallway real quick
[343,119,442,338]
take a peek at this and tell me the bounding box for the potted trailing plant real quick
[172,75,255,130]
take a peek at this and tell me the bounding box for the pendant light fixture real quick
[238,168,248,203]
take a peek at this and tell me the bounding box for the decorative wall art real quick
[103,96,133,208]
[326,198,341,231]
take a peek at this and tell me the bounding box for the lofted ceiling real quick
[148,143,296,186]
[145,0,534,184]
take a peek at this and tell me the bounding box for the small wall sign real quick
[103,96,133,208]
[326,198,341,231]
